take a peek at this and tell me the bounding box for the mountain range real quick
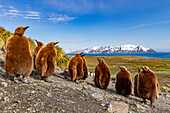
[64,44,156,54]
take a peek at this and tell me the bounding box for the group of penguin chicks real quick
[4,26,159,107]
[68,53,159,107]
[5,26,58,83]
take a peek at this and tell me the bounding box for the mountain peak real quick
[65,44,156,54]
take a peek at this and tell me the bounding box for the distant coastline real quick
[67,52,170,59]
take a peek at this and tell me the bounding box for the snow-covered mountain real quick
[64,44,156,54]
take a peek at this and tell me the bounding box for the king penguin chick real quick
[33,40,44,69]
[36,42,58,83]
[5,26,33,83]
[68,53,84,82]
[80,53,88,80]
[115,66,132,96]
[94,58,111,89]
[137,66,159,107]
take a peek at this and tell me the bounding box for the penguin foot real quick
[79,79,85,83]
[43,78,53,83]
[13,77,22,83]
[22,77,30,84]
[141,99,146,104]
[150,102,154,108]
[75,80,80,84]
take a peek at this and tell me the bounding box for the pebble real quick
[91,93,104,101]
[1,82,8,87]
[27,108,31,111]
[31,91,35,94]
[0,92,3,96]
[106,101,128,113]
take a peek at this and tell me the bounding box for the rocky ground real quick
[0,51,169,113]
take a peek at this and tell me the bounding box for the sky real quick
[0,0,170,52]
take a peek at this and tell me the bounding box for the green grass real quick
[82,56,170,86]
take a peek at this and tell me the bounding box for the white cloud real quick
[0,5,3,8]
[118,20,170,31]
[9,9,19,13]
[24,16,40,19]
[48,14,75,23]
[56,38,87,42]
[0,5,75,23]
[9,6,14,9]
[24,11,40,19]
[26,11,40,15]
[4,12,21,16]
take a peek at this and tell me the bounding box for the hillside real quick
[0,51,169,113]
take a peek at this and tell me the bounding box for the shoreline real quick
[67,52,170,59]
[77,55,170,89]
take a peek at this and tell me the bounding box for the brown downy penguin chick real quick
[36,42,58,83]
[33,40,44,69]
[5,26,33,83]
[80,53,88,80]
[137,66,159,106]
[134,68,141,96]
[94,58,111,89]
[68,53,84,82]
[115,66,132,96]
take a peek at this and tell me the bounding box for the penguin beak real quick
[23,26,29,30]
[141,66,144,71]
[138,68,141,73]
[83,54,85,56]
[54,42,59,45]
[118,66,121,69]
[35,39,38,43]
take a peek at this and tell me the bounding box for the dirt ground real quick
[0,51,169,113]
[0,65,169,112]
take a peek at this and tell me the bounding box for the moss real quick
[0,38,5,50]
[0,27,13,43]
[80,55,170,86]
[160,86,170,92]
[27,38,36,53]
[111,76,116,81]
[54,46,70,67]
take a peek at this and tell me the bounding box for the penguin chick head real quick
[141,66,151,72]
[118,66,127,72]
[75,53,82,57]
[46,42,59,48]
[80,53,85,57]
[35,40,44,46]
[14,26,29,36]
[97,58,105,64]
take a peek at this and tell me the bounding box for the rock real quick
[91,93,103,101]
[101,103,105,107]
[0,92,3,96]
[2,97,9,102]
[1,82,8,87]
[106,101,128,113]
[47,92,52,97]
[31,91,35,94]
[27,108,31,111]
[160,86,170,93]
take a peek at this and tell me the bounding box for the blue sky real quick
[0,0,170,52]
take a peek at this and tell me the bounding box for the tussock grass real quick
[80,56,170,86]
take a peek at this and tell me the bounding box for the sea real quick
[67,52,170,59]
